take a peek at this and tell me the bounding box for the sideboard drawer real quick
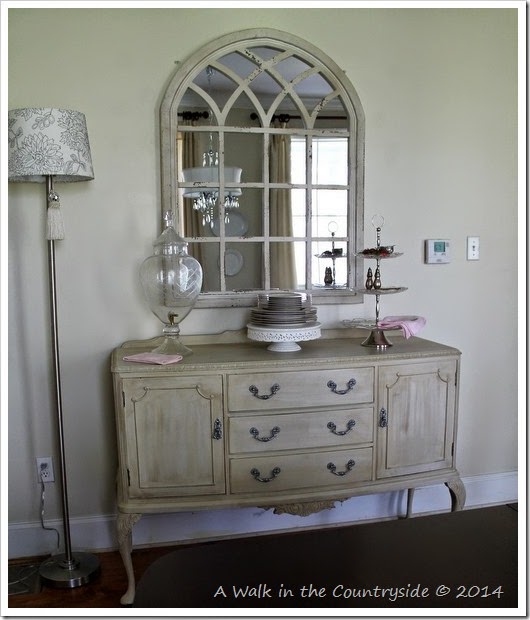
[230,447,373,494]
[229,407,373,454]
[227,367,374,412]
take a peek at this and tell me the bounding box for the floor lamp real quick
[8,108,100,588]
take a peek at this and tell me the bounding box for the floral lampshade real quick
[8,108,94,241]
[8,108,94,182]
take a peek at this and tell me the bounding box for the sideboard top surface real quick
[111,333,461,374]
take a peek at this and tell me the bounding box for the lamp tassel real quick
[47,190,65,240]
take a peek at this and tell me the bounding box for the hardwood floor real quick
[8,546,172,608]
[7,504,518,609]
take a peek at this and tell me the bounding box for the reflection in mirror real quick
[271,241,304,289]
[311,190,348,237]
[312,238,348,289]
[226,242,263,290]
[160,29,365,307]
[225,132,262,183]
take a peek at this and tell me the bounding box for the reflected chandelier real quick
[182,66,242,226]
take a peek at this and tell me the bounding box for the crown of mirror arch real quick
[160,29,365,308]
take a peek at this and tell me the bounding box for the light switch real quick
[467,236,480,260]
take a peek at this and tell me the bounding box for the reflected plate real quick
[224,249,244,276]
[210,212,249,237]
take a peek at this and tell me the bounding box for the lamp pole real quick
[38,176,100,588]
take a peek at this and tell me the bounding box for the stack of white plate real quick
[247,293,321,352]
[249,293,318,328]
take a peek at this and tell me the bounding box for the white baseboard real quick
[8,471,518,559]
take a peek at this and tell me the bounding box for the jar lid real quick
[153,210,188,256]
[153,226,188,256]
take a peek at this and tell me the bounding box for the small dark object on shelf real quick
[361,245,394,257]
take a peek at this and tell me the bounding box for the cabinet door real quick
[122,375,225,498]
[376,359,457,478]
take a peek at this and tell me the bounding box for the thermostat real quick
[424,239,450,264]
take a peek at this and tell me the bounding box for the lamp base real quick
[39,552,100,589]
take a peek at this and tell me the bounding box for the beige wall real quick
[7,7,519,538]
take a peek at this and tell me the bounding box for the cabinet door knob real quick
[249,426,281,442]
[327,378,356,395]
[327,419,356,435]
[327,459,356,476]
[379,408,388,428]
[250,467,281,483]
[249,384,280,400]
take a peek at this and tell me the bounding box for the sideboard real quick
[111,331,465,605]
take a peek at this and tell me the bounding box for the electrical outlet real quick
[36,457,55,483]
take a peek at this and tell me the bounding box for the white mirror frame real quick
[160,28,365,308]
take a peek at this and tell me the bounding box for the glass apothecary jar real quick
[140,211,203,356]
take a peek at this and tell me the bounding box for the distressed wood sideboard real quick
[111,332,465,605]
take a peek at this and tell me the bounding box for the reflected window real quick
[291,137,348,287]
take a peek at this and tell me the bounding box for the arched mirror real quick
[160,28,365,308]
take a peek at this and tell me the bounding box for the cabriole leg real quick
[445,477,466,511]
[117,512,142,606]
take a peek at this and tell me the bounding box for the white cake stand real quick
[247,323,321,352]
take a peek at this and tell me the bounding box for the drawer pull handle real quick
[327,459,356,476]
[327,378,356,395]
[327,419,356,436]
[250,467,281,483]
[249,383,280,400]
[250,426,281,442]
[379,408,388,428]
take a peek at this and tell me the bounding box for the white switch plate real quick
[467,236,480,260]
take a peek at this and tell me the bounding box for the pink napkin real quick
[123,352,184,365]
[378,316,426,339]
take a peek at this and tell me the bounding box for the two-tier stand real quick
[351,216,407,349]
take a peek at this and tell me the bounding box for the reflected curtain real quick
[178,124,204,264]
[270,129,297,289]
